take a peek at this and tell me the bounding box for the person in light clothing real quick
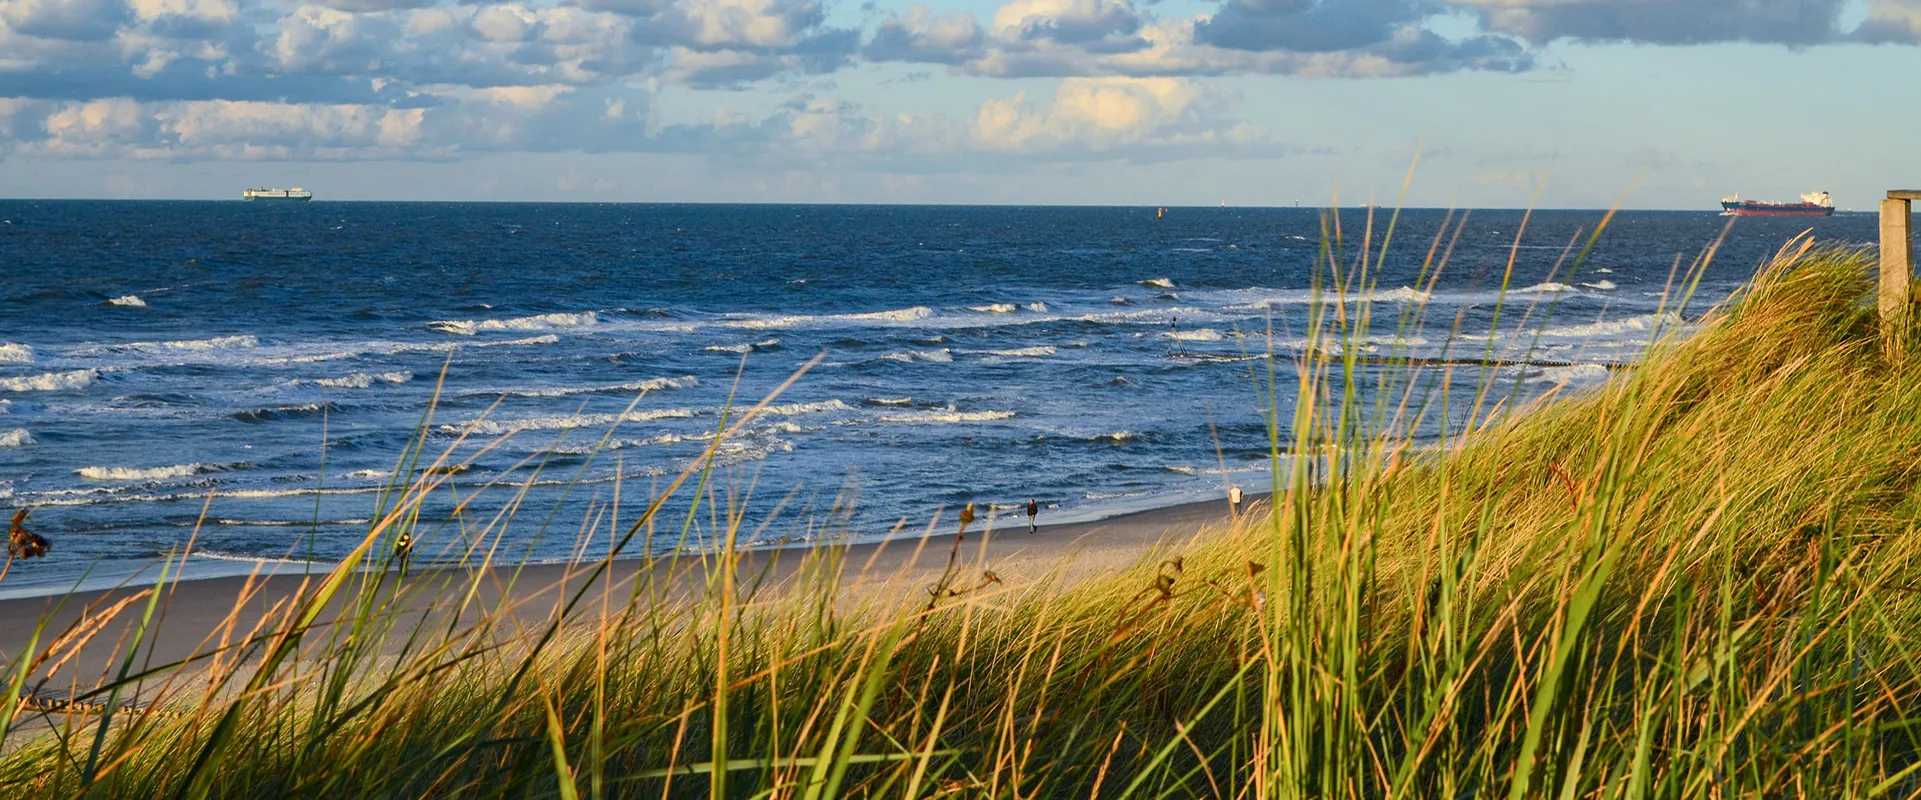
[1228,485,1244,518]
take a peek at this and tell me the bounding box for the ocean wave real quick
[762,399,854,416]
[76,463,218,482]
[1166,329,1224,342]
[726,305,935,330]
[313,371,414,389]
[1025,302,1049,313]
[1227,286,1431,310]
[1511,282,1576,294]
[0,399,10,413]
[430,311,598,336]
[864,396,914,407]
[1537,364,1611,384]
[703,338,780,354]
[1141,277,1176,289]
[487,375,699,399]
[446,407,699,436]
[107,295,147,308]
[113,334,260,353]
[0,343,33,363]
[1,369,97,392]
[879,348,953,364]
[880,408,1016,424]
[193,550,333,566]
[475,334,561,348]
[344,469,391,480]
[0,428,33,447]
[1095,431,1137,443]
[1533,312,1681,340]
[978,346,1057,358]
[1581,280,1618,290]
[970,303,1017,314]
[232,402,330,423]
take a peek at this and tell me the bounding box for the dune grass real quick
[5,236,1921,797]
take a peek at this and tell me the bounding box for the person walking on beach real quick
[1228,485,1244,519]
[1026,498,1039,533]
[394,532,414,578]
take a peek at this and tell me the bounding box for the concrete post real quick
[1882,193,1917,359]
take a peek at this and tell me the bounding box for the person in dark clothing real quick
[1026,499,1039,533]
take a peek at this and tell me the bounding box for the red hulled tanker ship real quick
[1720,191,1834,217]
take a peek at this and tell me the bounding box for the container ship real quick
[1720,191,1833,217]
[243,187,312,202]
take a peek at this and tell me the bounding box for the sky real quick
[0,0,1917,207]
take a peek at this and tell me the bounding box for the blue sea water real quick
[0,202,1877,596]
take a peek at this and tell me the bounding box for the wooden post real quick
[1882,191,1919,359]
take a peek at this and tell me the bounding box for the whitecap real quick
[1166,329,1224,342]
[880,408,1016,424]
[1581,280,1618,291]
[1141,277,1176,289]
[979,346,1057,358]
[1,369,97,392]
[703,343,754,354]
[431,311,598,336]
[0,399,10,413]
[0,428,33,447]
[879,348,953,364]
[490,375,698,398]
[865,397,914,406]
[970,303,1018,314]
[108,295,147,308]
[1024,302,1049,313]
[1511,282,1576,294]
[1538,364,1611,385]
[0,343,34,363]
[446,407,699,436]
[1593,268,1614,274]
[345,469,392,480]
[1533,312,1681,339]
[1095,431,1137,443]
[762,399,854,416]
[727,305,934,330]
[313,371,414,389]
[77,463,209,482]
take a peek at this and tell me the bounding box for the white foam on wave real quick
[880,407,1016,424]
[0,343,34,363]
[1228,286,1430,311]
[1,369,97,392]
[1581,280,1618,290]
[703,338,779,355]
[762,399,854,416]
[1511,282,1576,294]
[494,375,699,398]
[0,399,10,414]
[1025,302,1049,313]
[879,348,953,364]
[727,306,934,330]
[866,396,913,406]
[431,311,598,336]
[345,469,391,480]
[313,371,414,389]
[108,295,147,308]
[1141,277,1176,289]
[476,334,561,348]
[142,335,259,352]
[0,428,33,447]
[1167,329,1224,342]
[979,346,1057,358]
[970,303,1017,314]
[1538,364,1611,385]
[1534,312,1681,340]
[194,551,330,566]
[447,407,698,436]
[77,463,209,481]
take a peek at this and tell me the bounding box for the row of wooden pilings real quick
[1884,190,1921,356]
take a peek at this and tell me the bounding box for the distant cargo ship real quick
[1720,191,1833,217]
[243,187,312,202]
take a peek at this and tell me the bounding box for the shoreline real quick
[0,491,1265,689]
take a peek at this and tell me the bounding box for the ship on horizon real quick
[243,187,312,202]
[1720,190,1833,217]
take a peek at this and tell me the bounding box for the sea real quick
[0,202,1877,597]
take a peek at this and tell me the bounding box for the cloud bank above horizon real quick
[1,0,1917,203]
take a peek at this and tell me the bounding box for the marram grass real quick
[5,241,1921,798]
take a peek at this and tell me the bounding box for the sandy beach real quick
[0,493,1264,704]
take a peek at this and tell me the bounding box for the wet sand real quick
[0,494,1267,696]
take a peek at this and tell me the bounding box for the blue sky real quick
[0,0,1916,207]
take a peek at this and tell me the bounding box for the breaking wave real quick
[1537,364,1612,384]
[108,295,147,307]
[489,375,699,398]
[77,463,223,482]
[1511,282,1576,294]
[864,396,914,406]
[970,303,1017,314]
[446,407,699,436]
[727,306,934,330]
[879,348,953,364]
[980,346,1057,358]
[1,369,97,392]
[1534,312,1681,340]
[1581,280,1618,290]
[430,311,599,336]
[313,371,414,389]
[880,408,1016,424]
[1141,278,1176,289]
[702,339,780,355]
[232,402,330,423]
[1166,329,1224,342]
[0,428,33,447]
[0,343,34,363]
[762,399,854,416]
